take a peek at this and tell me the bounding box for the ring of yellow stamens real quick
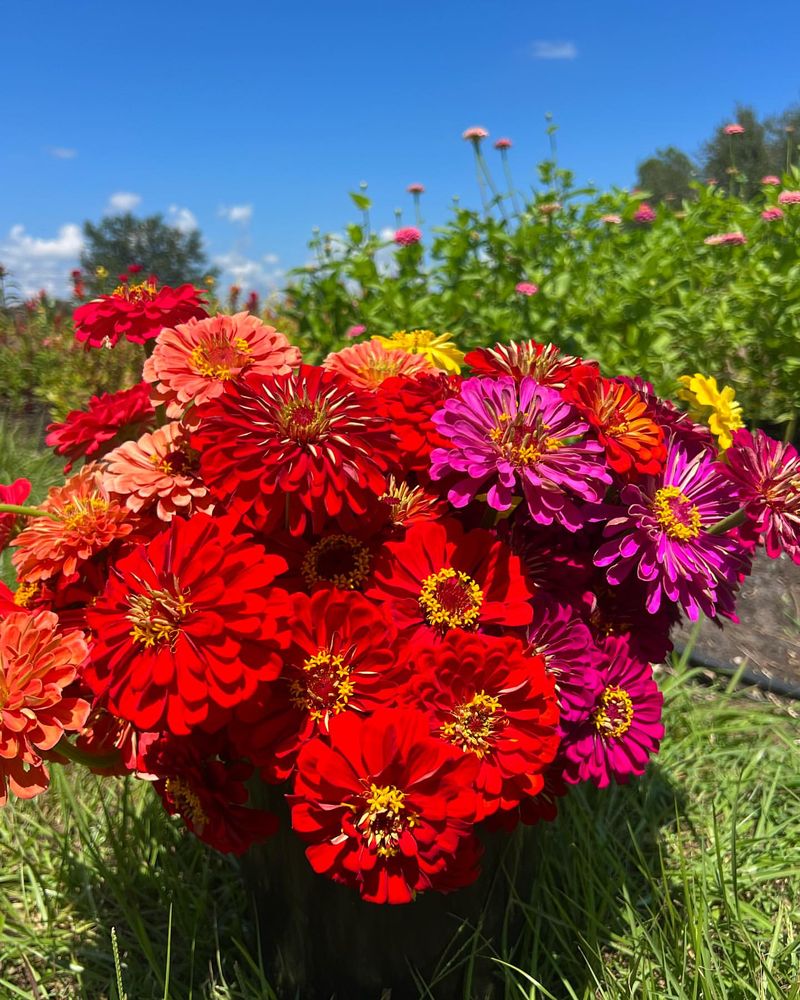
[419,567,484,630]
[301,534,371,590]
[356,783,415,858]
[441,691,504,757]
[127,587,192,648]
[489,411,564,468]
[61,497,111,531]
[13,581,39,608]
[592,686,634,738]
[112,279,158,303]
[189,335,252,380]
[165,777,207,833]
[652,486,701,540]
[289,648,355,722]
[278,397,330,443]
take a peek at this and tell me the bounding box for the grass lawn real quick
[1,415,799,999]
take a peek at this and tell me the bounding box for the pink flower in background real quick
[778,190,800,204]
[406,183,425,194]
[703,232,747,246]
[462,126,489,141]
[761,175,781,185]
[600,214,622,225]
[761,207,784,221]
[345,324,367,340]
[515,282,539,297]
[494,138,512,150]
[724,123,745,135]
[394,226,422,246]
[706,178,718,186]
[633,203,656,223]
[538,202,561,215]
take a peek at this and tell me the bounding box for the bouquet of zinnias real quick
[1,282,798,906]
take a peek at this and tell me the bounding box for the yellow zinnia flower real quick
[677,373,744,450]
[95,265,108,279]
[373,329,464,375]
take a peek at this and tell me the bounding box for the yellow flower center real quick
[489,412,563,467]
[419,567,484,630]
[165,777,207,833]
[61,497,111,531]
[441,691,504,757]
[112,279,158,303]
[278,397,330,443]
[356,783,415,858]
[127,587,192,648]
[13,581,39,608]
[301,534,371,590]
[289,648,355,721]
[592,685,634,738]
[652,486,701,540]
[189,335,252,381]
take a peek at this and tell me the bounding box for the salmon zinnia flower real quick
[143,312,301,419]
[0,610,91,804]
[322,341,433,390]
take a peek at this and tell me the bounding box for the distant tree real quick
[764,103,800,175]
[636,146,697,204]
[80,213,217,294]
[701,105,771,199]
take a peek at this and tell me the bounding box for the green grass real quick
[1,417,799,999]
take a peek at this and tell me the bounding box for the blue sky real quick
[1,0,798,297]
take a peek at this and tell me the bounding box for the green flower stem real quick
[47,735,123,770]
[707,507,747,536]
[0,503,57,520]
[500,149,522,218]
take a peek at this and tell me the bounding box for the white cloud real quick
[213,249,283,293]
[168,204,198,233]
[107,191,142,213]
[218,203,253,224]
[48,146,77,159]
[263,252,279,265]
[0,223,84,298]
[530,40,578,60]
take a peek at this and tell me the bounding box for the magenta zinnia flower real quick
[595,438,746,620]
[430,377,611,530]
[562,636,664,788]
[723,429,800,564]
[633,203,656,223]
[515,282,539,296]
[394,227,422,246]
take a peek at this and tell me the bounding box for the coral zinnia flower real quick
[46,383,156,473]
[723,428,800,564]
[84,514,291,735]
[193,366,397,536]
[465,340,595,387]
[430,377,611,529]
[677,373,744,450]
[562,637,664,788]
[563,374,666,477]
[778,190,800,204]
[0,478,32,552]
[322,341,433,390]
[595,438,746,620]
[462,126,489,141]
[0,610,91,804]
[373,330,464,374]
[143,312,301,419]
[13,465,132,583]
[233,589,408,782]
[366,518,535,637]
[413,631,560,818]
[724,123,745,135]
[375,373,462,473]
[102,421,212,521]
[74,280,207,347]
[291,707,481,903]
[703,232,747,246]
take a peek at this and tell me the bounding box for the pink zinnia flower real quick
[724,123,745,135]
[430,376,611,530]
[345,324,367,340]
[703,231,747,246]
[723,429,800,564]
[761,207,784,221]
[394,226,422,246]
[143,311,301,420]
[562,636,664,789]
[0,479,32,552]
[407,183,425,194]
[322,341,433,391]
[778,190,800,204]
[538,202,561,215]
[515,282,539,297]
[102,422,213,522]
[633,203,656,223]
[600,214,622,225]
[494,137,512,150]
[462,126,489,141]
[761,175,781,185]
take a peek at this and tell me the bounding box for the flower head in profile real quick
[430,377,611,530]
[723,428,800,564]
[462,126,489,141]
[74,281,207,347]
[677,373,743,450]
[724,123,745,135]
[394,227,422,246]
[406,183,425,194]
[322,341,433,390]
[373,330,464,374]
[703,231,747,246]
[143,312,301,419]
[465,340,593,387]
[515,281,539,296]
[600,213,622,225]
[778,190,800,204]
[291,707,481,903]
[0,478,32,552]
[538,202,561,215]
[762,207,784,221]
[494,137,512,150]
[46,383,156,473]
[0,610,91,805]
[761,175,781,185]
[345,324,367,340]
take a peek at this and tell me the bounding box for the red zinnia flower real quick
[375,373,461,474]
[0,610,91,804]
[563,374,666,477]
[290,707,481,903]
[193,366,397,536]
[73,280,207,347]
[412,632,560,818]
[366,518,535,638]
[0,478,32,552]
[84,514,291,735]
[465,339,595,387]
[46,383,156,473]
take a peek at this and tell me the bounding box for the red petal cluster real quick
[74,281,207,347]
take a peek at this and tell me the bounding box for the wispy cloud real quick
[47,146,77,160]
[168,204,198,233]
[218,204,253,224]
[1,223,84,297]
[107,191,142,213]
[213,249,282,293]
[530,40,577,60]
